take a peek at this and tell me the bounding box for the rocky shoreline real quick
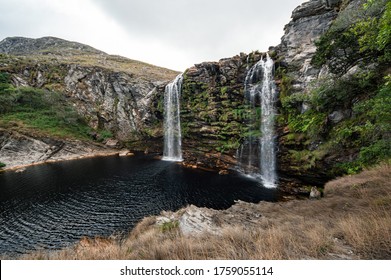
[0,128,124,172]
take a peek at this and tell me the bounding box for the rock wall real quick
[172,0,362,187]
[274,0,365,184]
[178,52,265,170]
[63,65,163,140]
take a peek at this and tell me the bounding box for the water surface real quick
[0,154,278,256]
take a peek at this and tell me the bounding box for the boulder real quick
[105,138,119,148]
[119,150,134,156]
[310,186,321,199]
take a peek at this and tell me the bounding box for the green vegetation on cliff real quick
[0,71,103,140]
[279,0,391,176]
[180,75,247,154]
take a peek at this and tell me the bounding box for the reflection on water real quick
[0,154,279,256]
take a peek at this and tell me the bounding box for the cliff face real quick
[172,0,369,187]
[0,37,178,141]
[278,0,343,94]
[179,54,257,170]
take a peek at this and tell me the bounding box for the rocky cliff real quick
[0,37,177,169]
[277,0,343,93]
[0,37,178,141]
[164,0,388,188]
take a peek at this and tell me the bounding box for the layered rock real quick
[63,65,163,140]
[178,52,265,170]
[0,129,116,170]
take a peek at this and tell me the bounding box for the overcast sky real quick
[0,0,305,71]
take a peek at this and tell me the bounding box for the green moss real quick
[289,148,328,171]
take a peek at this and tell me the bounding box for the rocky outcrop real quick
[274,0,364,184]
[0,129,117,170]
[277,0,344,93]
[63,65,164,140]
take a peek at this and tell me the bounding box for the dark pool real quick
[0,154,279,256]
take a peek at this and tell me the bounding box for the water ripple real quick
[0,154,278,256]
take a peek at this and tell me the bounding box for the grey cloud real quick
[93,0,304,59]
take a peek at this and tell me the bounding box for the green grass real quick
[1,110,91,139]
[0,79,96,140]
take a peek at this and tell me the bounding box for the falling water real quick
[237,54,277,188]
[162,74,183,161]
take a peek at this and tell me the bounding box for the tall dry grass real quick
[18,163,391,260]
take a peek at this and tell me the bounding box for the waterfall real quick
[237,54,277,188]
[162,74,183,162]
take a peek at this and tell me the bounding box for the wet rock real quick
[219,169,229,175]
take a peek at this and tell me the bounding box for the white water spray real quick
[237,54,277,188]
[162,74,183,162]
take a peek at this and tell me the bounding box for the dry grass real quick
[18,163,391,260]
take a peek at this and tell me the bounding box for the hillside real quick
[0,36,178,169]
[0,36,178,80]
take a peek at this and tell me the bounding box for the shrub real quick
[312,0,390,74]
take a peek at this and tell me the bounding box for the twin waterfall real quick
[162,74,183,161]
[162,56,277,188]
[237,55,278,188]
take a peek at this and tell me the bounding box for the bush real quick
[0,72,10,84]
[0,162,6,168]
[312,0,390,74]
